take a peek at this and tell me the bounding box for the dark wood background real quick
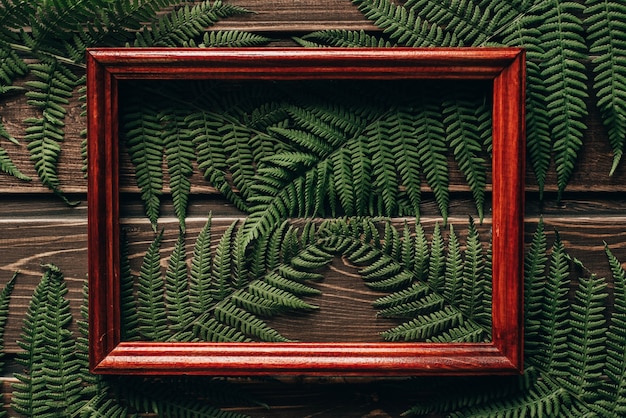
[1,1,624,416]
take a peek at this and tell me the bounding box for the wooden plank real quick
[1,210,624,353]
[215,0,377,32]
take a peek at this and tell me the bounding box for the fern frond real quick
[12,265,83,417]
[414,102,449,222]
[584,0,626,175]
[377,292,444,318]
[120,232,140,341]
[24,59,79,204]
[500,17,552,198]
[594,245,626,415]
[524,218,548,358]
[529,233,572,375]
[443,98,488,219]
[211,220,237,301]
[137,230,169,341]
[165,232,193,334]
[460,217,489,329]
[263,272,321,297]
[194,30,272,47]
[134,0,249,47]
[213,300,291,342]
[537,0,589,199]
[381,306,463,341]
[247,281,318,311]
[559,272,608,401]
[443,224,463,307]
[188,111,247,212]
[404,0,505,46]
[193,315,251,343]
[428,222,445,292]
[450,379,570,418]
[373,282,430,309]
[386,112,422,218]
[190,215,214,315]
[0,272,16,373]
[0,145,30,181]
[122,99,164,230]
[298,29,393,47]
[353,0,461,46]
[66,0,183,61]
[161,109,195,231]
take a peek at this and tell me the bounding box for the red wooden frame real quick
[87,48,525,376]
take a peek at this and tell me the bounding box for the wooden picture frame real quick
[87,47,525,376]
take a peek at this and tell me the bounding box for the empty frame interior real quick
[87,48,525,375]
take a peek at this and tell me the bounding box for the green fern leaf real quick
[499,16,552,198]
[373,282,430,309]
[247,281,318,311]
[594,245,626,415]
[381,306,463,341]
[461,217,490,329]
[415,102,449,222]
[525,219,548,359]
[264,271,321,297]
[190,215,214,315]
[0,145,30,181]
[377,292,444,318]
[161,110,195,232]
[188,111,247,212]
[404,0,492,45]
[529,233,572,375]
[137,230,169,341]
[24,59,79,204]
[428,222,445,292]
[193,315,251,343]
[537,0,589,199]
[559,273,608,402]
[122,100,164,230]
[0,272,16,374]
[584,0,626,175]
[213,300,291,342]
[120,232,140,341]
[353,0,461,46]
[443,224,463,307]
[133,0,249,47]
[297,29,393,47]
[211,220,237,301]
[165,232,193,334]
[194,30,272,47]
[12,265,82,417]
[443,98,488,219]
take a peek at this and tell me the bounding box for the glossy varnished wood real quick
[86,48,525,376]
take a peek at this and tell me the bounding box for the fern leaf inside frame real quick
[136,230,169,342]
[161,109,195,232]
[189,214,214,315]
[165,232,193,334]
[442,97,489,220]
[188,111,248,212]
[414,101,450,223]
[584,0,626,176]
